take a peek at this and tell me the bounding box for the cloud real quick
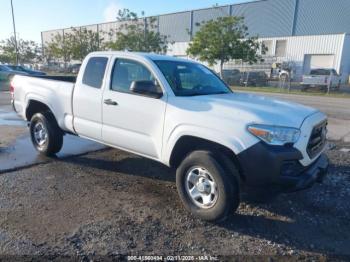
[103,2,123,22]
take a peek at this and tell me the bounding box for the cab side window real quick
[82,57,108,89]
[111,59,155,93]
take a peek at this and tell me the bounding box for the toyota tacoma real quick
[11,52,329,221]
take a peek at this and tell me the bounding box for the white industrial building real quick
[167,34,350,82]
[42,0,350,83]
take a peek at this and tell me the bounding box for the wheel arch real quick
[168,135,245,181]
[26,99,56,123]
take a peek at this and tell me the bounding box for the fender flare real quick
[162,124,253,166]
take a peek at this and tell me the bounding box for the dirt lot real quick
[0,142,349,260]
[1,91,350,260]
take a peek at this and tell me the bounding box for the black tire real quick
[30,112,63,156]
[176,150,240,222]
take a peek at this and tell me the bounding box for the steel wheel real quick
[185,167,218,209]
[33,122,48,146]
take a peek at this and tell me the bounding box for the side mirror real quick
[130,80,163,99]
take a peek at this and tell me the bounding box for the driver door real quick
[102,57,167,159]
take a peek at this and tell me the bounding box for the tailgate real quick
[303,75,327,85]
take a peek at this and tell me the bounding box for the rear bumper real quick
[11,99,17,113]
[237,142,328,193]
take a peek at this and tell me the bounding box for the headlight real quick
[247,124,300,146]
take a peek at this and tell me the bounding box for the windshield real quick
[310,69,334,75]
[153,60,231,96]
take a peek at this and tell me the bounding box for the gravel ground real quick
[0,141,349,260]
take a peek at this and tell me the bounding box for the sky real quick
[0,0,253,43]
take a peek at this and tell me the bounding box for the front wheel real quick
[30,112,63,156]
[176,150,240,222]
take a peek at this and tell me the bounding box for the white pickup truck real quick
[302,68,341,90]
[11,52,329,221]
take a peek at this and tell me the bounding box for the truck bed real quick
[11,74,76,133]
[30,75,77,83]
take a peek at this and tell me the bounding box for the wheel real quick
[30,112,63,156]
[176,150,240,222]
[280,74,288,82]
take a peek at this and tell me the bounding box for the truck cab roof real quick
[88,51,195,63]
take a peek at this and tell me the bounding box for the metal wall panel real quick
[159,12,191,42]
[63,27,75,36]
[295,0,350,36]
[42,30,63,46]
[99,22,119,42]
[193,6,230,34]
[81,25,98,33]
[231,0,296,37]
[41,0,350,49]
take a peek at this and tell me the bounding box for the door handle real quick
[104,99,118,106]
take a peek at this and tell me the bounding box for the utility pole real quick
[10,0,19,65]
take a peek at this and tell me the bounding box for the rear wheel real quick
[176,150,240,222]
[280,74,288,82]
[30,112,63,156]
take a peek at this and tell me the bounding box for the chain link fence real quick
[220,56,340,93]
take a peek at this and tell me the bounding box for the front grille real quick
[307,121,327,159]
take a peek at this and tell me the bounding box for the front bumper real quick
[278,153,328,192]
[237,142,329,193]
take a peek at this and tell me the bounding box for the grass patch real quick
[232,86,350,98]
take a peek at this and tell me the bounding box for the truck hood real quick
[182,92,318,128]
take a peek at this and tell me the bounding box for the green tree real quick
[45,27,102,65]
[187,16,266,77]
[0,37,42,64]
[44,33,72,65]
[104,9,168,53]
[68,28,101,61]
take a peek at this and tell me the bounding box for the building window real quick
[275,40,287,57]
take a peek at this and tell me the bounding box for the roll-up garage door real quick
[303,54,335,74]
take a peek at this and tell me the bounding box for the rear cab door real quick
[73,54,111,140]
[101,54,168,159]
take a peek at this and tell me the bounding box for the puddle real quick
[0,105,106,172]
[0,110,26,126]
[0,133,106,172]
